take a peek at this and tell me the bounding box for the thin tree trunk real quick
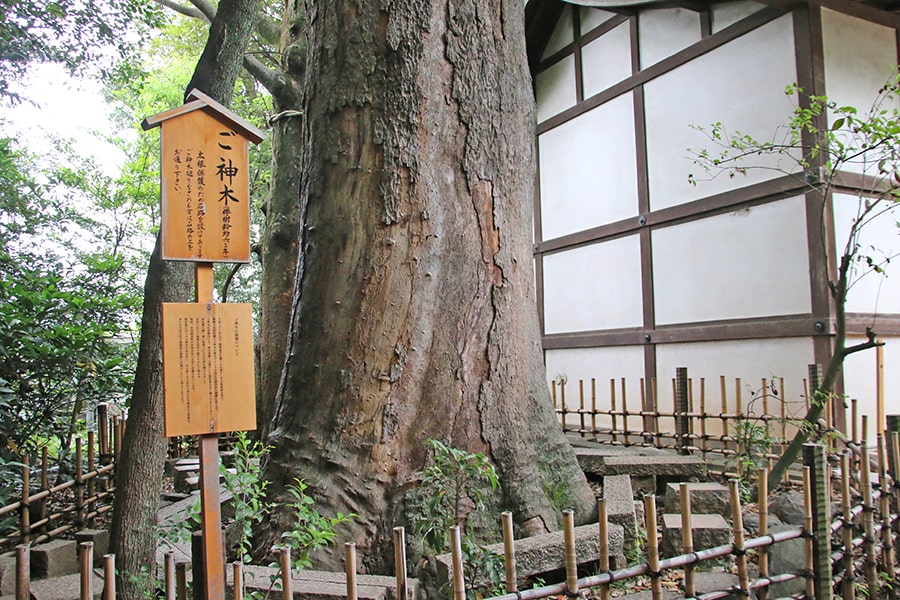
[261,0,595,572]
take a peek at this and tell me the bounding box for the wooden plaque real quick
[159,109,252,262]
[162,302,256,436]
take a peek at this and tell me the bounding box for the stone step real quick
[660,513,731,558]
[241,565,407,600]
[602,474,638,544]
[663,481,729,516]
[433,521,626,591]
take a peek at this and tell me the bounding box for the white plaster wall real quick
[843,336,899,444]
[655,338,815,437]
[544,5,574,58]
[582,22,633,98]
[644,15,799,210]
[652,197,811,324]
[538,94,639,239]
[832,192,900,314]
[536,56,577,124]
[543,235,643,333]
[580,7,617,34]
[545,346,646,434]
[638,8,701,69]
[711,1,765,33]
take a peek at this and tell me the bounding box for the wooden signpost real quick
[143,89,264,600]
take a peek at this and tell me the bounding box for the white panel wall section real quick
[544,5,574,58]
[644,15,799,211]
[822,9,898,175]
[580,7,618,34]
[582,22,633,98]
[538,94,639,239]
[545,346,645,433]
[638,8,701,69]
[652,196,811,324]
[843,335,898,444]
[536,56,577,123]
[655,338,815,437]
[543,235,643,333]
[832,192,900,314]
[711,1,765,33]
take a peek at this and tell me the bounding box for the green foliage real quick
[412,439,504,600]
[279,479,355,573]
[222,432,271,564]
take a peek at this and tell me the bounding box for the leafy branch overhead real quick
[688,71,900,487]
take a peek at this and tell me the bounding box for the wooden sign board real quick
[162,302,257,436]
[158,108,252,262]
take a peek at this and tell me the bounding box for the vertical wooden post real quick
[877,342,885,436]
[87,431,96,524]
[679,484,695,598]
[560,378,568,434]
[610,380,618,445]
[102,554,116,600]
[500,513,517,593]
[644,495,661,600]
[840,454,855,600]
[563,510,578,598]
[79,542,94,600]
[20,457,30,545]
[699,378,708,461]
[757,469,769,600]
[590,378,597,437]
[578,380,585,437]
[887,416,900,485]
[804,443,833,600]
[39,448,48,535]
[597,500,610,600]
[199,434,225,600]
[233,563,243,600]
[75,438,84,526]
[15,544,29,600]
[675,368,690,455]
[176,563,188,600]
[394,527,409,600]
[165,553,176,600]
[621,378,630,446]
[860,440,879,594]
[450,526,465,600]
[729,480,749,595]
[279,547,293,600]
[345,543,358,600]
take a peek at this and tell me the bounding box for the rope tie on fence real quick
[729,586,751,597]
[731,545,747,557]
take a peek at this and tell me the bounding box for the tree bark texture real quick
[109,240,193,595]
[262,0,594,571]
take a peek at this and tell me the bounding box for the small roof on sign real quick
[140,88,265,144]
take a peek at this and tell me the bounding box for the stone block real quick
[0,551,15,596]
[601,455,707,479]
[768,525,807,598]
[432,522,625,591]
[694,572,740,599]
[602,475,637,543]
[663,482,729,516]
[660,513,731,558]
[75,530,110,564]
[30,539,79,579]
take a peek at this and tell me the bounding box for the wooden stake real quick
[643,496,661,600]
[563,510,578,598]
[346,543,358,600]
[450,526,465,600]
[840,454,855,600]
[15,544,29,600]
[102,554,116,600]
[500,513,517,593]
[680,484,695,598]
[176,563,188,600]
[860,441,878,594]
[757,469,769,600]
[394,527,409,600]
[79,542,93,600]
[877,342,885,436]
[597,500,610,600]
[165,553,176,600]
[233,563,243,600]
[279,547,293,600]
[728,480,749,596]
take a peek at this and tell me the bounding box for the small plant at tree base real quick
[222,431,271,564]
[411,439,505,600]
[278,478,355,573]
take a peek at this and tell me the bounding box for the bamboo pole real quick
[591,379,597,437]
[346,543,358,600]
[165,553,176,600]
[578,380,586,437]
[757,469,769,600]
[79,542,93,600]
[610,379,617,445]
[15,544,29,600]
[233,563,243,600]
[20,456,30,544]
[450,526,466,600]
[621,378,629,446]
[860,439,879,594]
[877,342,885,436]
[563,510,578,598]
[643,495,661,600]
[720,376,729,456]
[87,431,95,525]
[102,554,115,600]
[597,500,610,600]
[560,379,567,433]
[679,484,695,599]
[394,526,409,600]
[75,438,84,526]
[700,378,708,461]
[651,377,660,447]
[728,480,750,596]
[280,547,293,600]
[500,513,517,594]
[840,454,856,600]
[803,466,814,600]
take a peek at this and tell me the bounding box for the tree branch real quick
[154,0,208,21]
[243,54,300,108]
[186,0,217,21]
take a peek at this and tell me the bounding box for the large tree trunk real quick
[261,0,594,572]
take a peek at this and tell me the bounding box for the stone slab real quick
[0,552,14,596]
[30,539,79,579]
[603,475,637,543]
[74,530,110,564]
[663,482,729,516]
[660,513,731,558]
[600,455,707,478]
[242,565,412,600]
